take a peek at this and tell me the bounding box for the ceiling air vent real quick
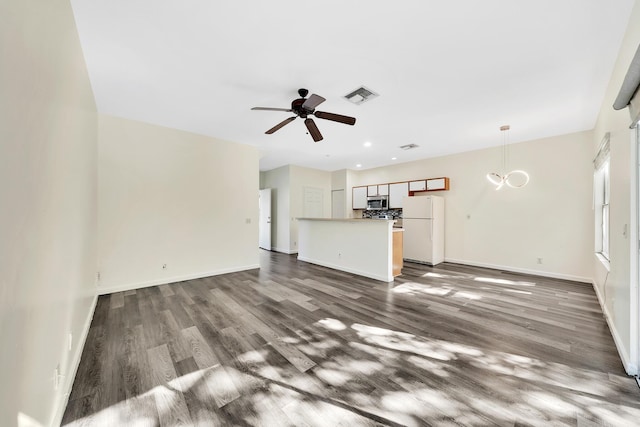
[399,143,419,150]
[344,86,379,104]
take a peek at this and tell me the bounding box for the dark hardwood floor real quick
[62,250,640,426]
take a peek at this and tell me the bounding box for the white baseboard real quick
[297,255,393,282]
[591,280,638,376]
[271,247,298,255]
[97,264,260,295]
[444,258,592,283]
[51,293,98,427]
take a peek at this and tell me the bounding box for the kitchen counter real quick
[297,218,402,282]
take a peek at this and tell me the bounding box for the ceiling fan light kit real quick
[486,125,530,190]
[251,88,357,142]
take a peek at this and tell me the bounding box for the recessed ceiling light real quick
[391,157,397,160]
[356,164,362,168]
[363,141,372,148]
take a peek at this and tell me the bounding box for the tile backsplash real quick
[362,209,403,219]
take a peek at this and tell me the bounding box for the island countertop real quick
[296,218,402,282]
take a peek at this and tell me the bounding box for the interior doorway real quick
[259,188,272,250]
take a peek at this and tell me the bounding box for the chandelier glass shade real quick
[486,125,529,190]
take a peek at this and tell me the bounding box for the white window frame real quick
[594,147,610,268]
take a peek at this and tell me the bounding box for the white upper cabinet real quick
[353,186,368,209]
[367,184,389,196]
[409,180,427,191]
[389,182,409,208]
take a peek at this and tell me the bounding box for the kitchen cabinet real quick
[367,184,389,196]
[426,177,450,191]
[393,229,404,276]
[388,182,408,208]
[409,180,427,191]
[352,186,368,209]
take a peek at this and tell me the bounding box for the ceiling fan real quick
[251,88,356,142]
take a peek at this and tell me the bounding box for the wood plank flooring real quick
[62,251,640,426]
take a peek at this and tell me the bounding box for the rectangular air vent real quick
[399,143,419,150]
[344,86,379,104]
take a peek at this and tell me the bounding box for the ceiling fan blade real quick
[251,107,293,112]
[266,117,296,134]
[314,111,356,125]
[304,118,323,142]
[302,94,326,110]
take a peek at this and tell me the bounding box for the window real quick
[594,134,610,265]
[599,160,610,260]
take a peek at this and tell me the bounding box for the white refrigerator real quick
[402,195,444,265]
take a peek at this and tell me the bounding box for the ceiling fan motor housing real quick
[292,98,310,117]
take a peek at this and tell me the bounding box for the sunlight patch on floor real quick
[474,277,536,286]
[421,272,466,279]
[316,317,347,330]
[452,290,482,300]
[314,367,354,386]
[352,323,455,361]
[392,282,452,296]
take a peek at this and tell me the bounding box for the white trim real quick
[631,124,639,377]
[272,247,298,255]
[596,252,611,271]
[51,293,99,427]
[97,264,260,295]
[444,258,592,283]
[297,255,393,282]
[592,280,638,375]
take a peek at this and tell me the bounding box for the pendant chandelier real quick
[486,125,529,190]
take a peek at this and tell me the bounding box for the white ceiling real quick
[70,0,635,172]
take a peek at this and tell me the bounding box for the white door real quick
[259,188,271,250]
[332,190,345,218]
[303,187,324,218]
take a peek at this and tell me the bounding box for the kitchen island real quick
[297,218,403,282]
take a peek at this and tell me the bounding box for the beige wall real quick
[592,0,640,374]
[0,1,98,426]
[352,131,595,282]
[98,115,260,293]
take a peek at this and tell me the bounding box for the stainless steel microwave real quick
[366,196,388,210]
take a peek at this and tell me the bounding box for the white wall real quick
[353,131,595,282]
[0,1,98,426]
[98,115,260,293]
[592,0,640,375]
